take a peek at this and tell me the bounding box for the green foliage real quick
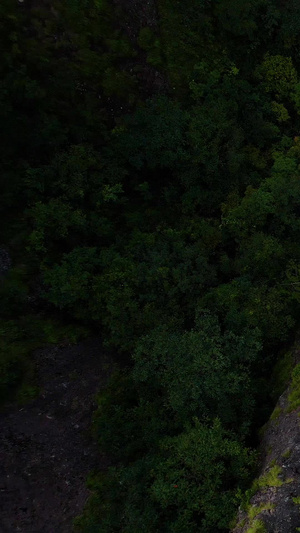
[271,101,290,123]
[4,0,300,530]
[150,419,254,532]
[202,280,295,346]
[239,501,274,533]
[256,54,298,101]
[43,226,217,350]
[83,315,259,531]
[78,416,255,533]
[288,364,300,412]
[246,519,267,533]
[248,502,274,521]
[282,448,291,459]
[133,313,261,434]
[28,199,87,254]
[158,0,211,91]
[257,465,284,488]
[270,406,282,421]
[239,464,290,512]
[115,96,189,170]
[43,248,100,312]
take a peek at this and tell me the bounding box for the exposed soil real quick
[0,337,112,532]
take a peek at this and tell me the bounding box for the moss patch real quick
[257,464,284,488]
[270,405,282,421]
[242,500,274,533]
[246,518,267,533]
[288,364,300,412]
[244,463,294,503]
[282,448,291,459]
[248,502,274,521]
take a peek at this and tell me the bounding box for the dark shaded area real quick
[3,0,300,531]
[0,249,11,277]
[0,338,112,533]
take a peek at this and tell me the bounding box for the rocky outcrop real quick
[233,346,300,533]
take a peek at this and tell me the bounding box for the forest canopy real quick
[2,0,300,531]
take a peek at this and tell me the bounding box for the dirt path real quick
[0,337,112,533]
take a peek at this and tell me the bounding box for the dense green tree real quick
[4,0,300,531]
[79,419,254,533]
[133,313,261,434]
[149,419,255,533]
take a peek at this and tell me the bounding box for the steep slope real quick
[233,344,300,533]
[0,338,112,532]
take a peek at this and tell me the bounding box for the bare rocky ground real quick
[233,345,300,533]
[0,337,112,533]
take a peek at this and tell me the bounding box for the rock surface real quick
[233,345,300,533]
[0,337,112,532]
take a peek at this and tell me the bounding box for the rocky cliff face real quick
[233,346,300,533]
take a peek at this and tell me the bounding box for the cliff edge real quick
[233,345,300,533]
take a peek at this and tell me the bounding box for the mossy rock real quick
[248,502,274,521]
[287,363,300,412]
[246,519,267,533]
[270,405,282,422]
